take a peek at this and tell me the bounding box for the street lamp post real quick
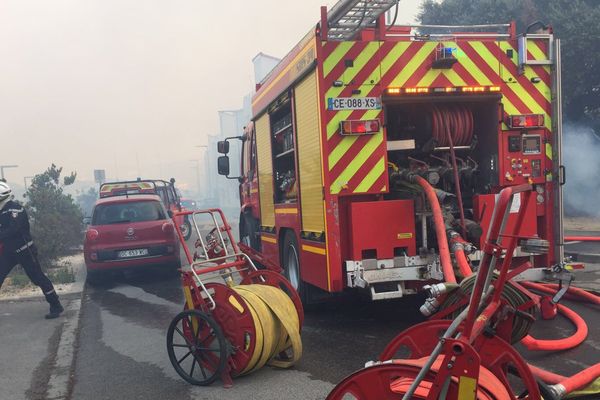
[190,160,201,197]
[0,165,18,181]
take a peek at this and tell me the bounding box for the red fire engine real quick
[217,0,565,302]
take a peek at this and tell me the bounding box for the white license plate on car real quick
[117,249,149,258]
[327,97,381,110]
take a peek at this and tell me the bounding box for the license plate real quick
[327,97,381,111]
[117,249,149,258]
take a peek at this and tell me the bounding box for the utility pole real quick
[23,176,34,188]
[195,145,208,199]
[0,165,18,181]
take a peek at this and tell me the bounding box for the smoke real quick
[563,123,600,217]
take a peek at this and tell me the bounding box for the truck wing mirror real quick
[217,141,230,154]
[217,156,230,176]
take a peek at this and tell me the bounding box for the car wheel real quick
[240,212,260,250]
[181,219,192,241]
[86,270,105,286]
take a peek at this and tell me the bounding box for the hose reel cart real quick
[166,209,303,387]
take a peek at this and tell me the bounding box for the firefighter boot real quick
[44,290,64,319]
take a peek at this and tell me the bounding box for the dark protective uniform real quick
[0,200,60,307]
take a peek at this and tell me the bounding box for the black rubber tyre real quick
[181,218,192,241]
[282,231,309,305]
[166,310,227,386]
[239,212,260,250]
[86,270,106,287]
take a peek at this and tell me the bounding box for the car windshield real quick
[93,200,166,225]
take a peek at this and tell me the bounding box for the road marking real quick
[46,298,82,400]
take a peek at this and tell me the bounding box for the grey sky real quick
[0,0,422,192]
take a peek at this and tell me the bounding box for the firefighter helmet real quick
[0,181,12,202]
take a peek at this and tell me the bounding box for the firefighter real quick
[0,181,64,319]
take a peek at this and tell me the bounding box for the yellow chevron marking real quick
[261,236,277,244]
[326,42,380,99]
[327,109,351,139]
[455,43,493,85]
[417,67,467,87]
[527,40,548,61]
[380,42,411,76]
[388,42,437,87]
[472,42,550,129]
[329,135,359,168]
[417,42,467,87]
[331,133,383,194]
[302,244,326,256]
[323,42,354,78]
[498,42,551,104]
[328,109,381,168]
[355,156,386,193]
[345,42,380,82]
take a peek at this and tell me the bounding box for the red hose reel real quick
[430,105,474,147]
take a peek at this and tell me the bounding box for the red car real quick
[84,194,181,282]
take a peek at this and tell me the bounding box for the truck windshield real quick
[93,200,166,225]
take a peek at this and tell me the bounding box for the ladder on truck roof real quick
[326,0,398,41]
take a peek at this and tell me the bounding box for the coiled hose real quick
[232,284,302,374]
[438,274,535,343]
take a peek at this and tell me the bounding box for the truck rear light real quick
[508,114,544,129]
[340,119,380,135]
[90,252,98,261]
[162,222,175,234]
[86,229,99,241]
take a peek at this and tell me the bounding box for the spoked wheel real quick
[167,309,227,386]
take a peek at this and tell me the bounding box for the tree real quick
[76,187,99,218]
[419,0,600,132]
[24,164,83,268]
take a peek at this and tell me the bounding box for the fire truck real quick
[217,0,565,302]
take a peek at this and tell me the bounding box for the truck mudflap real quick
[345,254,443,300]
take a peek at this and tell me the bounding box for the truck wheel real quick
[240,212,260,250]
[282,231,307,303]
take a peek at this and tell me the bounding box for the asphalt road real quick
[68,265,600,400]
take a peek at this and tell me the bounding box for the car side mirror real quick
[217,141,230,154]
[217,156,230,176]
[83,216,91,225]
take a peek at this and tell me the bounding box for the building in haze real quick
[203,53,280,221]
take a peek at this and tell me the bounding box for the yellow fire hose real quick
[232,284,302,375]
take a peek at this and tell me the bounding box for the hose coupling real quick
[423,283,451,298]
[547,383,566,399]
[420,296,440,317]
